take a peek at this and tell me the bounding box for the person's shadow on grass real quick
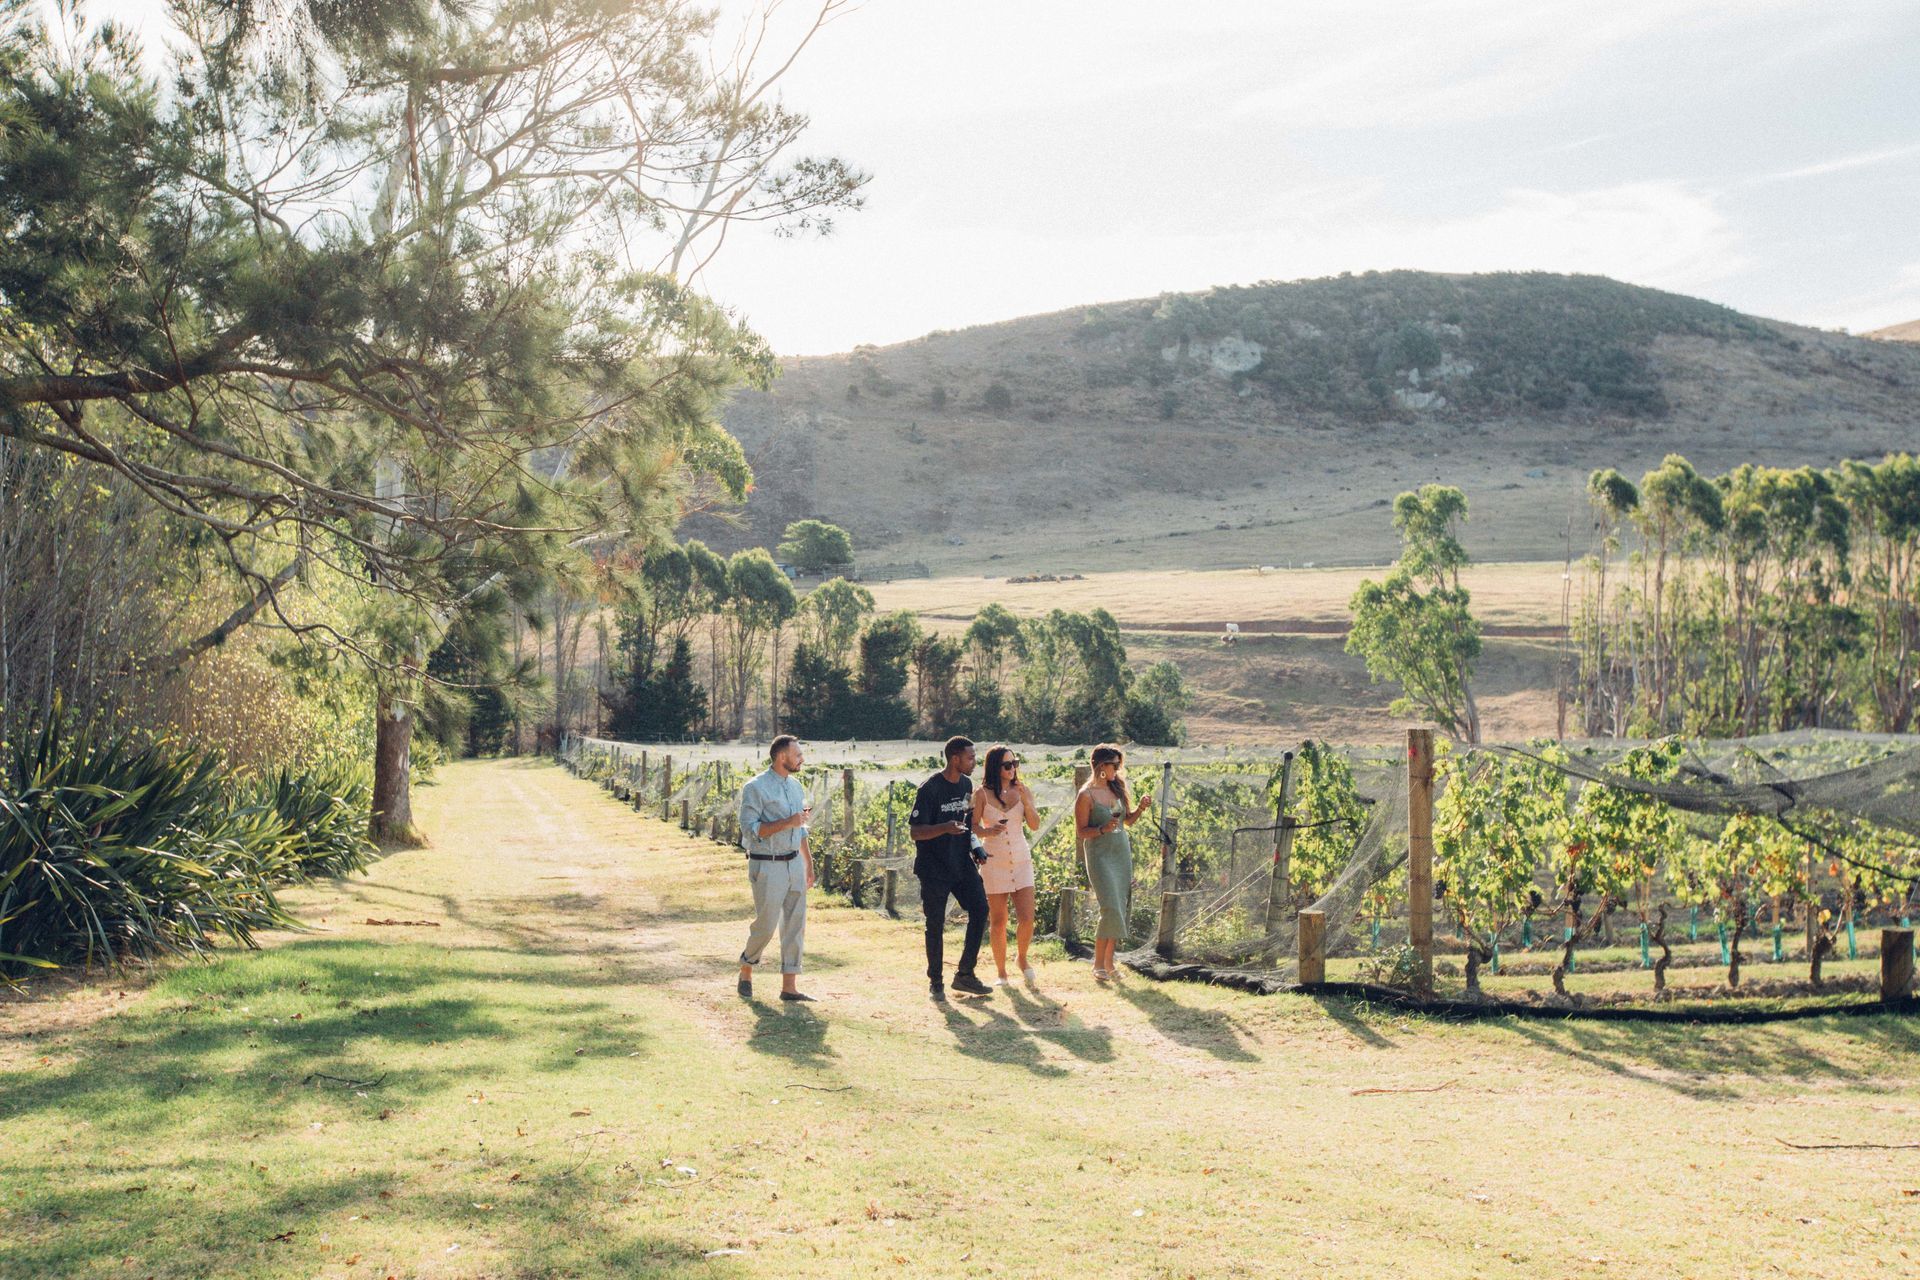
[1111,980,1260,1062]
[745,997,835,1066]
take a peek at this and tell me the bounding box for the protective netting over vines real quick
[559,730,1920,994]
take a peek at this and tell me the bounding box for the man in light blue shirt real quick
[736,734,815,1002]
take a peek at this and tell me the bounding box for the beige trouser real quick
[740,857,807,975]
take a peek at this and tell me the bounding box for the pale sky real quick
[85,0,1920,354]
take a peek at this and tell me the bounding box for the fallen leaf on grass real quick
[265,1231,296,1243]
[570,1109,592,1117]
[472,1203,493,1211]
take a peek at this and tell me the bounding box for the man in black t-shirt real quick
[908,735,991,1001]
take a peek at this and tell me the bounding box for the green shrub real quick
[0,719,296,973]
[250,763,375,881]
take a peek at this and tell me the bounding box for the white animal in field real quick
[1222,622,1241,647]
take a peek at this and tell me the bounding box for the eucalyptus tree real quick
[1346,484,1482,742]
[715,548,796,738]
[0,0,864,835]
[796,575,873,667]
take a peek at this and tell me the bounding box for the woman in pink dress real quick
[971,745,1041,985]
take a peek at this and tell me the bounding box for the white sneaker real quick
[1021,965,1038,984]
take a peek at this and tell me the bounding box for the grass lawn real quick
[5,758,1920,1279]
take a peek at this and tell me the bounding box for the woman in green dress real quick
[1075,744,1153,980]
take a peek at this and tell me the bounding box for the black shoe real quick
[929,982,947,1003]
[779,990,817,1003]
[736,977,752,999]
[951,972,992,997]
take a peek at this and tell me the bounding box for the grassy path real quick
[5,759,1920,1278]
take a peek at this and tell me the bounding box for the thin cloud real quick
[1745,143,1920,185]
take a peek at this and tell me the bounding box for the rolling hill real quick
[694,271,1920,575]
[1867,318,1920,343]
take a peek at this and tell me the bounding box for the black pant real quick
[920,867,988,982]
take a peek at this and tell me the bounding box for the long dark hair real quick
[984,745,1015,805]
[1089,743,1129,812]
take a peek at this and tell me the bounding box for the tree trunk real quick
[1809,926,1835,988]
[370,689,418,844]
[1728,900,1748,988]
[1651,905,1672,995]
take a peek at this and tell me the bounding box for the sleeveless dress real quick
[978,789,1035,895]
[1084,792,1133,941]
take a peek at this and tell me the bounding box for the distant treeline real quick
[1574,453,1920,736]
[604,547,1191,746]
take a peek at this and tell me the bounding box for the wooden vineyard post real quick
[1266,750,1297,932]
[1884,929,1915,1003]
[885,782,898,859]
[679,798,690,829]
[842,769,856,845]
[639,750,649,793]
[1157,761,1176,891]
[659,754,673,821]
[883,868,900,918]
[1297,908,1326,986]
[1156,891,1191,959]
[1407,727,1435,995]
[1056,887,1080,943]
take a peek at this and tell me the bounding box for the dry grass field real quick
[866,561,1568,631]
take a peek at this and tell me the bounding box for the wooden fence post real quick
[1884,928,1915,1003]
[1297,908,1326,986]
[1156,890,1191,959]
[1407,727,1435,995]
[679,798,691,829]
[883,868,899,918]
[1056,887,1079,942]
[1266,750,1297,932]
[658,754,673,821]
